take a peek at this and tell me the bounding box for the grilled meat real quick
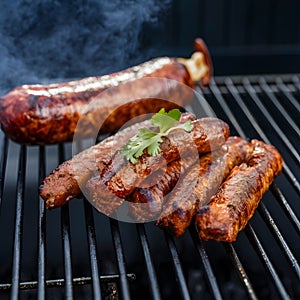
[157,137,254,236]
[39,112,195,209]
[127,156,197,222]
[196,140,283,242]
[83,113,198,215]
[39,119,152,208]
[100,117,230,199]
[0,40,211,145]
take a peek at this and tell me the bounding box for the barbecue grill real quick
[0,74,299,299]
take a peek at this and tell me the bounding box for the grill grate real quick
[0,74,299,299]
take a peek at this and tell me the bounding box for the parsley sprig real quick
[120,108,193,164]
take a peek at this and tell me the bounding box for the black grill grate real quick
[0,74,299,299]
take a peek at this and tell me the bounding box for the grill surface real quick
[0,74,299,299]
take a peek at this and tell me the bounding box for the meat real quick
[196,140,283,242]
[0,39,211,145]
[99,117,230,199]
[39,112,195,209]
[156,137,254,236]
[82,112,198,216]
[39,118,152,208]
[127,156,197,222]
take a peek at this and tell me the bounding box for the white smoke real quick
[0,0,171,95]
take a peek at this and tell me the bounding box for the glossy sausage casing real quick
[196,140,283,242]
[0,57,196,144]
[156,137,254,236]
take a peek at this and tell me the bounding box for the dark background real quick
[1,0,300,97]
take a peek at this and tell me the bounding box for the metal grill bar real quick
[164,231,191,300]
[212,77,300,228]
[110,219,131,299]
[196,86,260,299]
[292,75,300,91]
[0,74,299,299]
[212,77,300,230]
[136,224,161,300]
[208,78,300,298]
[11,146,26,299]
[245,225,291,300]
[222,243,258,300]
[38,146,46,299]
[276,77,300,113]
[270,184,300,234]
[241,78,300,163]
[223,78,300,194]
[0,274,136,290]
[59,144,74,299]
[84,201,102,299]
[259,78,300,136]
[189,226,223,300]
[257,203,300,280]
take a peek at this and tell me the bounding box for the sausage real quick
[82,113,197,216]
[0,39,211,145]
[39,112,195,209]
[127,156,197,222]
[156,137,254,237]
[196,140,283,242]
[39,118,152,208]
[100,117,230,199]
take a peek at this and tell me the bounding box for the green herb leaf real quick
[120,108,193,164]
[151,108,181,133]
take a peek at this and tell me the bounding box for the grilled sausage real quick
[100,117,230,199]
[196,140,283,242]
[156,137,254,236]
[39,112,195,209]
[0,39,211,145]
[39,118,152,208]
[127,156,197,222]
[83,113,197,216]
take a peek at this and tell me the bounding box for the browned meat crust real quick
[127,156,197,222]
[39,112,196,209]
[196,140,283,242]
[0,58,195,145]
[83,113,198,215]
[156,137,254,236]
[39,119,152,208]
[0,37,212,145]
[100,118,230,199]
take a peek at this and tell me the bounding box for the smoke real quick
[0,0,171,95]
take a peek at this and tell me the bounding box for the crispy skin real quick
[100,118,230,199]
[84,176,124,216]
[39,119,152,208]
[156,137,254,236]
[196,140,283,242]
[39,112,195,209]
[84,113,197,215]
[0,53,203,145]
[127,155,197,222]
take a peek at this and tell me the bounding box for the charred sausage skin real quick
[196,140,283,242]
[0,57,197,144]
[39,112,196,209]
[39,119,152,208]
[100,117,230,199]
[157,137,254,237]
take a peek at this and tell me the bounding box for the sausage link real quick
[157,137,254,236]
[39,118,152,208]
[100,117,230,199]
[39,112,196,209]
[127,156,197,222]
[0,39,211,145]
[196,140,283,242]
